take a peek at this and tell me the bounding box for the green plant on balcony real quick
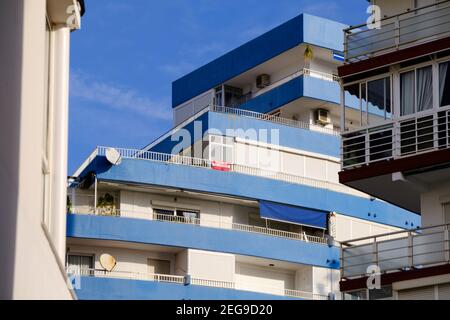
[67,195,72,214]
[97,193,117,216]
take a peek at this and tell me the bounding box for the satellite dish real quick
[100,253,117,272]
[105,148,122,165]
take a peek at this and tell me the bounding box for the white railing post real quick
[444,224,450,263]
[408,231,414,268]
[365,129,370,166]
[394,16,400,49]
[373,237,379,268]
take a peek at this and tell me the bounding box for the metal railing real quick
[211,105,340,136]
[67,268,328,300]
[252,67,339,97]
[340,223,450,279]
[341,107,450,169]
[344,0,450,63]
[67,200,328,245]
[191,277,235,289]
[95,146,367,198]
[67,268,185,283]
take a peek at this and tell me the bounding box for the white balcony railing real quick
[340,223,450,279]
[67,268,329,300]
[67,203,328,245]
[210,105,339,136]
[344,0,450,63]
[93,146,367,198]
[341,107,450,170]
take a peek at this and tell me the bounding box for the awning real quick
[259,201,328,229]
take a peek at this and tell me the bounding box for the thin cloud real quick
[70,71,171,120]
[159,61,196,77]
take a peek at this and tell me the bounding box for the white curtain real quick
[440,62,449,107]
[401,71,415,116]
[416,66,433,112]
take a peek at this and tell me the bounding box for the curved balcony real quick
[67,214,340,268]
[68,268,328,300]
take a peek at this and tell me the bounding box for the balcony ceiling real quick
[341,160,450,215]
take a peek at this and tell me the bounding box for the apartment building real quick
[0,0,85,299]
[338,0,450,300]
[67,13,420,300]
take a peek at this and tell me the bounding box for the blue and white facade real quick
[66,14,420,300]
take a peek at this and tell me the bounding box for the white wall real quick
[0,0,80,299]
[235,262,296,295]
[334,213,401,242]
[371,0,415,17]
[188,250,235,282]
[420,180,450,228]
[312,267,340,298]
[233,138,341,184]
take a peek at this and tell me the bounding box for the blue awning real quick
[259,201,328,229]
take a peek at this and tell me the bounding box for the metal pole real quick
[94,175,97,215]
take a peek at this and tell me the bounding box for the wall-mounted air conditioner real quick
[256,74,271,88]
[314,109,331,125]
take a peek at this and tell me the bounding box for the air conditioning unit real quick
[256,74,271,88]
[314,109,331,125]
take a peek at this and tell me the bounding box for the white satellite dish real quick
[99,253,117,272]
[105,148,122,165]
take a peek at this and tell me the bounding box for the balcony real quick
[91,146,362,198]
[67,214,340,268]
[68,268,329,300]
[68,208,328,245]
[344,1,450,63]
[342,106,450,170]
[72,146,419,229]
[340,223,450,281]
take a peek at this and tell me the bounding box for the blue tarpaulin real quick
[259,201,328,229]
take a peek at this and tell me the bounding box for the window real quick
[439,61,450,107]
[209,135,234,163]
[344,76,391,128]
[154,207,200,224]
[67,254,94,276]
[367,77,391,124]
[443,203,450,225]
[401,66,433,116]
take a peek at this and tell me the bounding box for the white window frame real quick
[398,61,437,119]
[437,57,450,109]
[343,72,394,131]
[42,15,54,229]
[208,135,234,163]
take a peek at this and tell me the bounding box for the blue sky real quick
[69,0,368,173]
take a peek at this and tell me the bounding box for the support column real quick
[50,24,71,261]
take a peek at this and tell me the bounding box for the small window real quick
[67,254,94,276]
[401,66,433,116]
[154,208,175,216]
[439,61,450,107]
[176,209,199,224]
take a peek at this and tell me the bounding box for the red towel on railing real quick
[211,161,231,172]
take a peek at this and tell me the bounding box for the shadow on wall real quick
[0,0,23,299]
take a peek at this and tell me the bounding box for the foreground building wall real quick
[0,0,83,299]
[338,0,450,300]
